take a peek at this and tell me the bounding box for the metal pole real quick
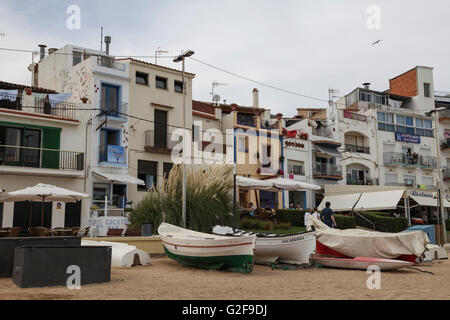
[182,57,187,228]
[434,110,447,243]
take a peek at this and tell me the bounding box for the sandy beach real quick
[0,254,449,300]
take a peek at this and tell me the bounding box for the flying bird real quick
[372,40,382,46]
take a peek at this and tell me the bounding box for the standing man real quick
[322,202,337,228]
[304,208,311,228]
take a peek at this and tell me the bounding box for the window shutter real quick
[42,128,61,169]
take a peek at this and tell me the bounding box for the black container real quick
[13,246,111,288]
[141,223,153,236]
[0,236,81,278]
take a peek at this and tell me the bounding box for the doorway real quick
[65,201,81,227]
[13,201,52,235]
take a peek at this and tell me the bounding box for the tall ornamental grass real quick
[129,164,239,233]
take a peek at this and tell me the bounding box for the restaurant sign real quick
[395,132,420,144]
[409,190,438,200]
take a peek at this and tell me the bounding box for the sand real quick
[1,255,449,300]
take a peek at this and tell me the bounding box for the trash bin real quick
[141,223,153,236]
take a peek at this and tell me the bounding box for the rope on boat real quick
[406,267,435,275]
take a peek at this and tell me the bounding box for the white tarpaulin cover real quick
[353,189,405,211]
[93,171,145,185]
[308,217,429,259]
[318,193,361,212]
[236,176,273,190]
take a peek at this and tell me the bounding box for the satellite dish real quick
[27,63,36,72]
[213,94,221,103]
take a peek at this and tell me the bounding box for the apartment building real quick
[0,80,87,233]
[36,44,141,234]
[282,106,343,208]
[435,91,450,193]
[118,58,195,205]
[332,66,446,219]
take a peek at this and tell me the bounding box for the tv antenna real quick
[210,81,227,103]
[155,47,169,64]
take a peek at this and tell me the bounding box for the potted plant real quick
[256,168,262,174]
[278,169,284,175]
[299,132,309,140]
[80,97,88,104]
[279,155,285,162]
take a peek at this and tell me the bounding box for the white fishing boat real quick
[158,223,256,273]
[213,226,316,266]
[311,256,414,271]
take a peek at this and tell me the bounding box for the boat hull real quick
[159,223,256,273]
[311,256,414,271]
[254,232,316,265]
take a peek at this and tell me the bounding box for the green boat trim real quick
[163,246,254,274]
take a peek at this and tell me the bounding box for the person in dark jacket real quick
[321,201,337,228]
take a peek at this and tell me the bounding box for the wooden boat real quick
[311,255,414,271]
[158,223,256,273]
[213,226,316,266]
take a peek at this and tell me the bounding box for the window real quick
[424,83,431,98]
[73,51,82,66]
[359,91,372,102]
[377,112,394,132]
[136,72,148,85]
[385,173,398,185]
[238,136,248,153]
[163,162,173,180]
[155,76,167,89]
[0,126,41,167]
[374,94,386,105]
[422,176,433,187]
[101,84,120,115]
[404,175,416,187]
[138,160,157,191]
[288,161,304,176]
[174,80,183,93]
[192,125,200,141]
[415,118,433,136]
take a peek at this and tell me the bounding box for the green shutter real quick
[42,128,61,169]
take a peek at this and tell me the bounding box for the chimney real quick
[253,88,259,108]
[363,82,371,90]
[104,36,111,55]
[48,48,57,54]
[38,44,47,61]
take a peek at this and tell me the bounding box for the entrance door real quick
[154,109,168,148]
[65,201,81,227]
[23,129,41,168]
[13,201,52,234]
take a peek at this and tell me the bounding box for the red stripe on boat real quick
[162,240,254,248]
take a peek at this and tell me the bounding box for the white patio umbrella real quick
[265,178,321,191]
[4,183,89,227]
[236,176,274,190]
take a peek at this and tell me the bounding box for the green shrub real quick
[240,218,258,229]
[275,209,306,226]
[366,211,393,217]
[276,222,292,230]
[354,212,408,233]
[129,165,239,234]
[334,214,356,229]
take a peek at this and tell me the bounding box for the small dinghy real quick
[311,256,414,271]
[213,226,316,266]
[158,223,256,273]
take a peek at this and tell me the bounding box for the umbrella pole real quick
[41,196,45,227]
[255,190,260,208]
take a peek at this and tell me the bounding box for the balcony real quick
[440,138,450,151]
[313,163,342,180]
[343,111,367,122]
[99,145,126,165]
[99,100,128,120]
[443,167,450,181]
[96,56,126,71]
[144,130,180,154]
[0,145,84,170]
[0,92,78,121]
[347,177,378,185]
[344,144,370,154]
[383,152,421,167]
[418,156,438,169]
[438,109,450,122]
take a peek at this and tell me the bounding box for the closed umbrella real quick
[4,183,89,227]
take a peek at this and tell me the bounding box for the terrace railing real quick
[313,163,342,177]
[345,144,370,154]
[144,130,180,151]
[343,110,367,122]
[0,145,84,170]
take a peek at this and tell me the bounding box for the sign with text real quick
[107,145,126,163]
[395,132,420,144]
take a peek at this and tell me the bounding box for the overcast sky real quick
[1,0,449,117]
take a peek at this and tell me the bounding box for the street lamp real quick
[426,107,447,244]
[173,49,194,229]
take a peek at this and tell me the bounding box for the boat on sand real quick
[213,226,316,266]
[158,223,256,273]
[311,256,414,270]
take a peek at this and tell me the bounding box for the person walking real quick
[312,207,321,221]
[304,208,312,228]
[321,202,337,228]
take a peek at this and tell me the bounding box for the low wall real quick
[85,236,165,255]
